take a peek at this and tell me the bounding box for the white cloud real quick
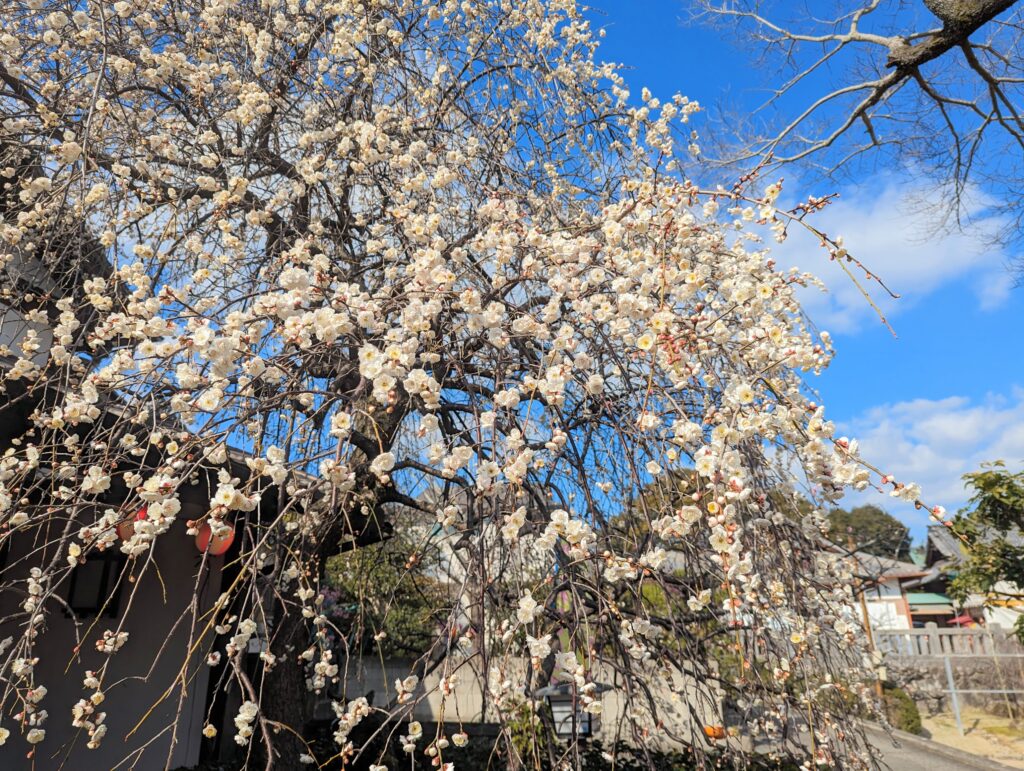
[837,389,1024,534]
[976,270,1013,311]
[773,178,1013,333]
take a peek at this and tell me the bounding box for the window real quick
[66,551,128,618]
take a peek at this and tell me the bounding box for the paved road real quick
[747,722,1008,769]
[865,728,1008,770]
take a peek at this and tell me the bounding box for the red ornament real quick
[116,506,148,541]
[195,522,235,556]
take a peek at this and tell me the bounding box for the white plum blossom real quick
[81,466,111,495]
[516,591,542,625]
[369,452,396,481]
[233,700,258,746]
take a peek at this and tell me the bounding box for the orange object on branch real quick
[703,725,726,740]
[195,522,235,556]
[116,506,148,541]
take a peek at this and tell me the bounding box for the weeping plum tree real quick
[0,0,934,768]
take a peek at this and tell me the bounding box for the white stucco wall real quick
[865,598,909,631]
[327,655,722,752]
[983,604,1023,631]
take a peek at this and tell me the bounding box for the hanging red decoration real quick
[195,522,235,556]
[116,506,148,541]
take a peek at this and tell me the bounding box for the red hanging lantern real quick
[195,522,235,556]
[116,506,148,541]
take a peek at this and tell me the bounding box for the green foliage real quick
[881,686,922,735]
[833,681,922,736]
[826,505,912,559]
[948,461,1024,642]
[324,532,450,657]
[507,701,549,768]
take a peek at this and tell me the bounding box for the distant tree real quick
[948,461,1024,641]
[766,488,816,522]
[325,525,451,658]
[828,504,912,559]
[766,489,911,559]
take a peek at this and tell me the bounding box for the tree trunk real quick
[260,604,316,767]
[258,403,407,765]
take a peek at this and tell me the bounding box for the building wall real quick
[866,580,912,631]
[0,245,57,368]
[866,599,907,630]
[983,604,1023,631]
[981,582,1023,630]
[0,305,53,368]
[325,655,723,752]
[866,598,912,630]
[0,516,224,770]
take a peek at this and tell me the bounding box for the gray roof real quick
[848,550,924,581]
[818,540,925,581]
[926,524,1024,567]
[927,525,964,562]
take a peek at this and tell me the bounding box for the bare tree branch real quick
[692,0,1024,248]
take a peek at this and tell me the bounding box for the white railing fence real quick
[874,623,1024,736]
[874,623,1022,658]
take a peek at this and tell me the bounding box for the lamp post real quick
[534,682,611,740]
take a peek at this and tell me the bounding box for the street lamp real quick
[534,682,611,740]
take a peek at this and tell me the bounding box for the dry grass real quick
[922,707,1024,768]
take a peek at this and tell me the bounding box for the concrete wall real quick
[0,516,224,770]
[325,655,722,751]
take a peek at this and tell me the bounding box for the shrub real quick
[883,686,923,735]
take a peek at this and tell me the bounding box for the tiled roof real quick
[927,524,1024,566]
[822,544,925,580]
[926,525,964,562]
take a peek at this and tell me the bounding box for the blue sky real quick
[590,1,1024,540]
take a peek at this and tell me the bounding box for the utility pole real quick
[848,534,885,699]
